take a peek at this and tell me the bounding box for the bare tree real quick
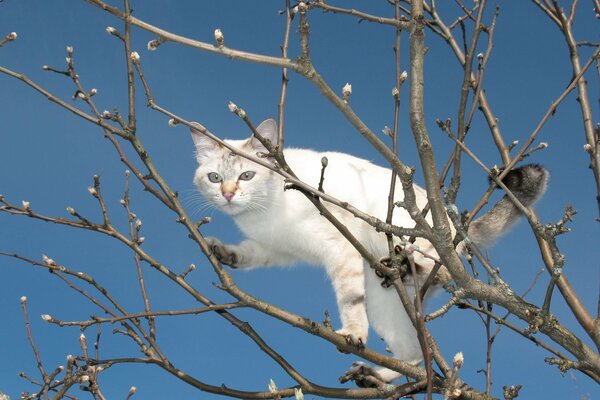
[1,1,598,399]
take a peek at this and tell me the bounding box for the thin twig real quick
[21,297,48,385]
[277,0,292,147]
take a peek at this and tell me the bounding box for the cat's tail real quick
[467,164,549,248]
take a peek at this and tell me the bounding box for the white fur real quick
[191,119,546,384]
[192,119,439,382]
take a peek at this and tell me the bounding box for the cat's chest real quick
[233,207,291,243]
[232,203,326,262]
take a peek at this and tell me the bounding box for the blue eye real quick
[239,171,256,181]
[207,172,222,183]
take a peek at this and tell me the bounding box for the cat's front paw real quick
[205,237,239,268]
[339,361,384,388]
[336,327,367,349]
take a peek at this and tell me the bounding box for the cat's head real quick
[191,119,278,216]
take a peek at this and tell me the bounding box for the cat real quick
[190,118,549,385]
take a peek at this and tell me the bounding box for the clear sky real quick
[0,1,598,399]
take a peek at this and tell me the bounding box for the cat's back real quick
[283,147,397,210]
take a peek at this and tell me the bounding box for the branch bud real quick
[42,254,57,265]
[268,379,278,394]
[130,51,140,63]
[453,352,464,368]
[214,28,224,47]
[228,101,238,113]
[106,26,117,35]
[22,200,31,211]
[102,110,111,118]
[7,32,17,41]
[342,82,352,103]
[399,70,408,83]
[584,143,593,153]
[168,118,178,127]
[87,187,98,197]
[392,87,399,98]
[147,39,160,51]
[228,101,246,118]
[477,52,484,62]
[41,314,52,321]
[20,296,27,303]
[294,388,304,400]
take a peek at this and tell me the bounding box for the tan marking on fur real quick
[221,181,238,194]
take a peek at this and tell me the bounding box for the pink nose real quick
[223,192,235,202]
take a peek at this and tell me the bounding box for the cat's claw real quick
[336,328,366,350]
[339,361,385,388]
[205,237,239,268]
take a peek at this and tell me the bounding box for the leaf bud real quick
[399,70,408,83]
[453,352,464,368]
[214,28,224,47]
[130,51,140,63]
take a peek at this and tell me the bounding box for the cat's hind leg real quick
[341,263,424,386]
[324,250,369,347]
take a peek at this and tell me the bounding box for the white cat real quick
[191,119,549,385]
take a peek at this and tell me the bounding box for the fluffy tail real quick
[468,164,549,247]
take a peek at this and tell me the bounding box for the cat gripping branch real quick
[191,119,549,386]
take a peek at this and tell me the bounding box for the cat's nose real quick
[223,192,235,202]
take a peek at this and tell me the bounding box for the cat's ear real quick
[249,118,278,155]
[190,122,218,162]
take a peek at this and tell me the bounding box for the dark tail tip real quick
[491,163,550,207]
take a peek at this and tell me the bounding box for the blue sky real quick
[0,1,598,399]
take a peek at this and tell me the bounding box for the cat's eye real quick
[207,172,223,183]
[239,171,256,181]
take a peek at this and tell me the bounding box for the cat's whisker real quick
[183,196,218,218]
